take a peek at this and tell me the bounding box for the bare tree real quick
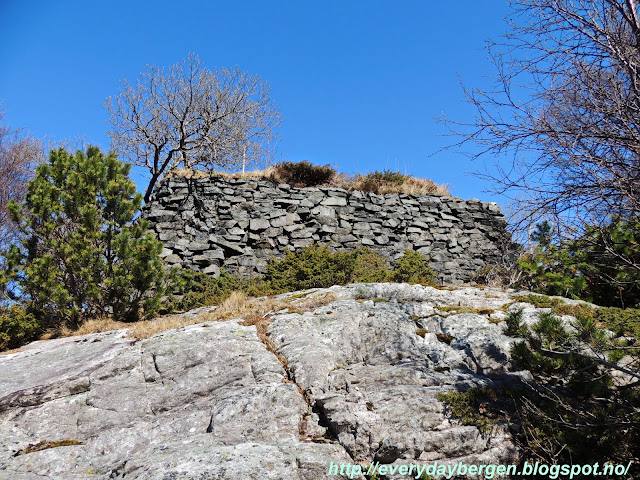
[105,54,281,202]
[444,0,640,236]
[0,111,43,248]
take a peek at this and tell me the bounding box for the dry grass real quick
[165,167,210,179]
[290,292,338,311]
[322,172,451,196]
[125,291,283,340]
[126,314,206,341]
[202,291,289,321]
[168,166,278,181]
[0,346,24,355]
[42,290,338,342]
[330,173,450,196]
[39,317,130,341]
[67,317,130,336]
[377,175,450,196]
[169,165,451,197]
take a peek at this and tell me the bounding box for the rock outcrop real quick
[143,176,516,283]
[0,283,548,480]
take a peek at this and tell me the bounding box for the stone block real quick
[283,224,303,233]
[361,236,375,246]
[276,236,289,245]
[375,234,390,245]
[363,203,381,212]
[249,218,270,231]
[440,213,460,222]
[320,197,347,207]
[193,250,225,261]
[332,234,357,243]
[292,238,314,249]
[188,242,210,252]
[271,212,301,228]
[290,229,313,239]
[163,254,182,264]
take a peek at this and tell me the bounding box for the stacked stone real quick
[143,176,514,284]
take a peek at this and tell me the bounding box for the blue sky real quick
[0,0,512,205]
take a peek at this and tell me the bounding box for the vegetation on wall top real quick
[168,161,451,197]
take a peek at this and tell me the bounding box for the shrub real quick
[349,248,392,283]
[263,245,399,292]
[186,162,451,196]
[269,161,335,187]
[161,247,438,313]
[0,305,41,351]
[512,293,640,338]
[517,245,587,300]
[355,169,409,194]
[575,217,640,308]
[505,308,640,466]
[504,308,525,337]
[265,244,354,291]
[515,219,640,309]
[4,147,165,327]
[472,263,523,288]
[390,249,436,285]
[160,248,394,313]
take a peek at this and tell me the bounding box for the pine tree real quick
[4,146,165,327]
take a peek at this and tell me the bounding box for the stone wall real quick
[143,175,514,284]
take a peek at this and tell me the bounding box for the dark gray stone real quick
[142,176,516,284]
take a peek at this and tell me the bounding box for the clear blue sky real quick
[0,0,512,205]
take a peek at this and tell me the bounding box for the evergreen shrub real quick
[0,306,41,351]
[3,147,165,328]
[391,249,436,285]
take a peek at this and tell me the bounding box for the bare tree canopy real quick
[445,0,640,234]
[0,111,43,247]
[105,54,281,202]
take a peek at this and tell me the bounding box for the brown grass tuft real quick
[202,291,289,321]
[329,172,450,196]
[39,317,130,341]
[68,318,130,336]
[126,314,207,341]
[382,176,450,196]
[0,347,24,355]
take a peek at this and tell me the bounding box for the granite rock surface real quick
[0,283,561,480]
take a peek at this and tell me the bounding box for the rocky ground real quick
[0,283,564,479]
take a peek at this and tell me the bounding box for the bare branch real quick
[105,54,282,202]
[441,0,640,235]
[0,111,44,248]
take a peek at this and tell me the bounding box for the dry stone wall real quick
[143,176,514,283]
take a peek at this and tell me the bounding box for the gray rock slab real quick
[2,284,570,479]
[267,285,527,465]
[0,321,360,479]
